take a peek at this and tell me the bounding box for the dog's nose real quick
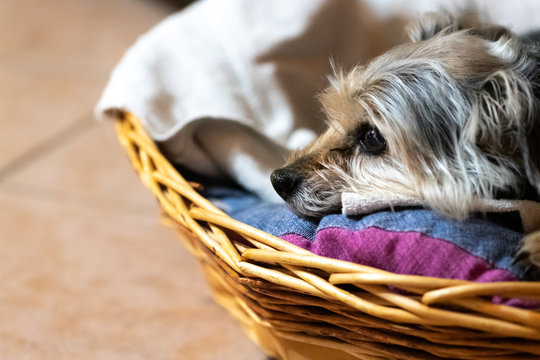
[271,167,300,200]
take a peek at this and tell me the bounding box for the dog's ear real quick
[469,25,511,42]
[464,65,540,197]
[407,11,511,43]
[525,119,540,196]
[406,12,458,42]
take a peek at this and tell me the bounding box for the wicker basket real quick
[114,111,540,360]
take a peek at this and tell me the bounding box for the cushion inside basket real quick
[177,166,539,308]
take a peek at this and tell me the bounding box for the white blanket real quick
[95,0,540,203]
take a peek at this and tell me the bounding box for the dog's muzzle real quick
[271,167,301,201]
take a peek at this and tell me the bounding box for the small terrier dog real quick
[271,12,540,267]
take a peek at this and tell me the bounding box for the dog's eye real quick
[361,128,386,154]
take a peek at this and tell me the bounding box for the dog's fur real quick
[271,12,540,267]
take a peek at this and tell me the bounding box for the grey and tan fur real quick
[271,12,540,267]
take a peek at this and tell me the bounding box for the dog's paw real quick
[515,231,540,278]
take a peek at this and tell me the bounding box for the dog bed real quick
[115,111,540,360]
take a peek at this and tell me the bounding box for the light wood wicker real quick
[114,111,540,360]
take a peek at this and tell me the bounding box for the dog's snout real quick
[271,167,300,200]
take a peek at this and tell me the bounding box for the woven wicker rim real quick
[114,111,540,358]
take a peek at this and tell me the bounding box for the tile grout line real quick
[0,114,96,182]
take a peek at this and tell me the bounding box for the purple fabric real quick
[282,227,540,307]
[282,227,520,282]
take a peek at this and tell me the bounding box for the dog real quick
[270,12,540,268]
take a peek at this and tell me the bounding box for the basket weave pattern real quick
[115,112,540,360]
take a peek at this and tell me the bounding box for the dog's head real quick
[271,12,540,219]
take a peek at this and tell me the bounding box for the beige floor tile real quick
[0,0,175,171]
[0,65,102,171]
[0,185,264,360]
[3,119,159,214]
[0,0,174,68]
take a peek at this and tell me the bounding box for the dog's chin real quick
[283,192,343,220]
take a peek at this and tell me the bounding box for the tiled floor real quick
[0,0,264,359]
